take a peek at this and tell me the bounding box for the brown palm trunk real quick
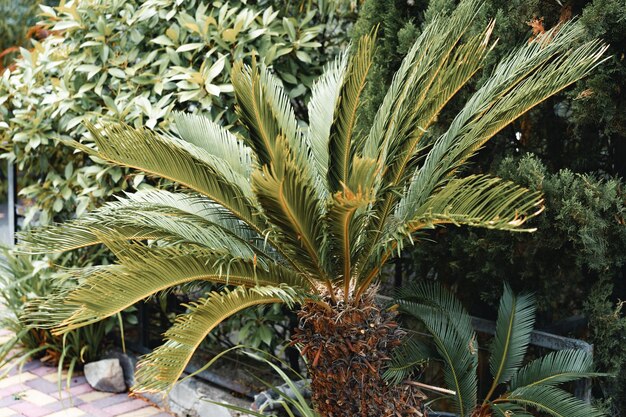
[292,290,425,417]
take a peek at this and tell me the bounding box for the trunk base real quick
[292,291,425,417]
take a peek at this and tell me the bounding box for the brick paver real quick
[0,343,171,417]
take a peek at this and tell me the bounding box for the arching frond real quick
[510,349,602,390]
[362,0,482,161]
[327,34,375,193]
[306,49,349,192]
[491,402,534,417]
[501,386,605,417]
[86,124,263,232]
[377,20,494,195]
[18,189,270,260]
[487,284,536,400]
[231,59,305,169]
[31,240,309,334]
[397,283,478,417]
[252,138,328,281]
[133,285,304,392]
[401,175,544,233]
[407,23,608,212]
[172,112,255,177]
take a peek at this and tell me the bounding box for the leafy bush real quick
[0,0,43,70]
[407,154,626,321]
[0,0,354,225]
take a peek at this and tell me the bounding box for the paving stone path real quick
[0,330,171,417]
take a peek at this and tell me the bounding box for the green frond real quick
[408,22,608,211]
[86,124,263,232]
[18,189,271,260]
[383,335,431,386]
[30,240,309,334]
[231,59,305,169]
[172,112,255,177]
[510,349,603,390]
[355,0,485,282]
[133,285,304,392]
[501,386,605,417]
[401,175,544,232]
[252,139,328,281]
[306,49,349,192]
[487,284,536,398]
[380,22,495,192]
[327,34,375,193]
[362,0,482,161]
[397,283,478,417]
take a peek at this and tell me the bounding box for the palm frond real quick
[133,285,303,392]
[28,239,309,334]
[18,189,271,260]
[86,124,263,232]
[401,175,544,233]
[487,283,536,399]
[510,349,603,390]
[407,22,608,211]
[362,0,482,160]
[491,402,534,417]
[306,49,349,193]
[355,0,485,282]
[383,335,431,386]
[172,112,255,177]
[501,386,605,417]
[231,59,306,171]
[397,283,478,417]
[327,34,375,193]
[378,21,494,195]
[252,136,328,282]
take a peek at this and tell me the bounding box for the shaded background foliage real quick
[353,0,626,413]
[0,0,355,225]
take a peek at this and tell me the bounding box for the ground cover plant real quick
[391,282,605,417]
[20,0,607,415]
[0,249,112,385]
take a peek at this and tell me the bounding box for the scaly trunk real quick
[292,290,425,417]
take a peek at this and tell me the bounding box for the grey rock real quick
[84,358,127,393]
[104,350,137,388]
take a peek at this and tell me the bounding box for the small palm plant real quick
[20,0,607,415]
[390,283,605,417]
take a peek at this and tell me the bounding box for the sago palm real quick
[20,1,607,415]
[390,283,605,417]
